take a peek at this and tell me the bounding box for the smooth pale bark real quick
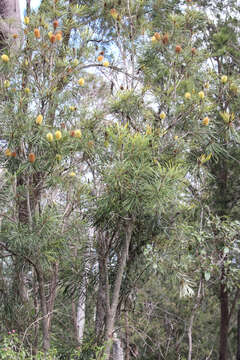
[76,279,86,344]
[188,280,202,360]
[112,334,124,360]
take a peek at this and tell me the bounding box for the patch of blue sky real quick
[19,0,41,19]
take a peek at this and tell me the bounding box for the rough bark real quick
[47,262,59,331]
[95,231,109,341]
[32,269,40,357]
[219,266,229,360]
[26,0,31,16]
[212,157,230,360]
[125,311,130,360]
[17,173,43,224]
[37,267,50,355]
[104,221,134,360]
[237,307,240,360]
[18,266,29,303]
[63,0,77,47]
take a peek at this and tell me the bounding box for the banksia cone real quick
[75,129,82,138]
[5,149,12,156]
[50,34,56,43]
[175,45,182,53]
[191,47,197,55]
[221,75,228,83]
[46,133,53,142]
[202,117,209,126]
[24,16,30,25]
[162,33,169,45]
[56,32,62,41]
[185,92,191,100]
[160,111,166,120]
[1,54,9,62]
[110,8,118,19]
[34,29,40,38]
[56,154,62,161]
[28,153,36,163]
[78,78,85,86]
[55,130,62,140]
[36,114,43,125]
[53,20,59,29]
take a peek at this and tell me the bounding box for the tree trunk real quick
[37,267,50,355]
[47,262,59,331]
[95,231,109,341]
[219,270,229,360]
[104,221,134,360]
[112,334,124,360]
[188,280,202,360]
[125,311,130,360]
[75,278,86,345]
[236,307,240,360]
[32,270,40,357]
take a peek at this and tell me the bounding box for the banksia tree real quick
[0,0,240,359]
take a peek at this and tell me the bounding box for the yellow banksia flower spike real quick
[55,130,62,140]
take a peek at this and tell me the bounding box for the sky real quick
[19,0,41,18]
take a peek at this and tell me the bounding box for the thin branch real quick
[21,310,56,349]
[79,63,141,82]
[0,241,38,273]
[0,213,17,224]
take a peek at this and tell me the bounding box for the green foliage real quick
[0,332,58,359]
[0,0,240,358]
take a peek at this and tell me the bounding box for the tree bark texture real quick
[76,278,86,344]
[37,267,51,355]
[237,307,240,360]
[219,267,229,360]
[104,221,134,360]
[95,231,109,341]
[188,280,202,360]
[125,311,130,360]
[112,334,124,360]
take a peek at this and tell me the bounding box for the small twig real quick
[78,63,141,82]
[0,213,17,224]
[20,310,56,350]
